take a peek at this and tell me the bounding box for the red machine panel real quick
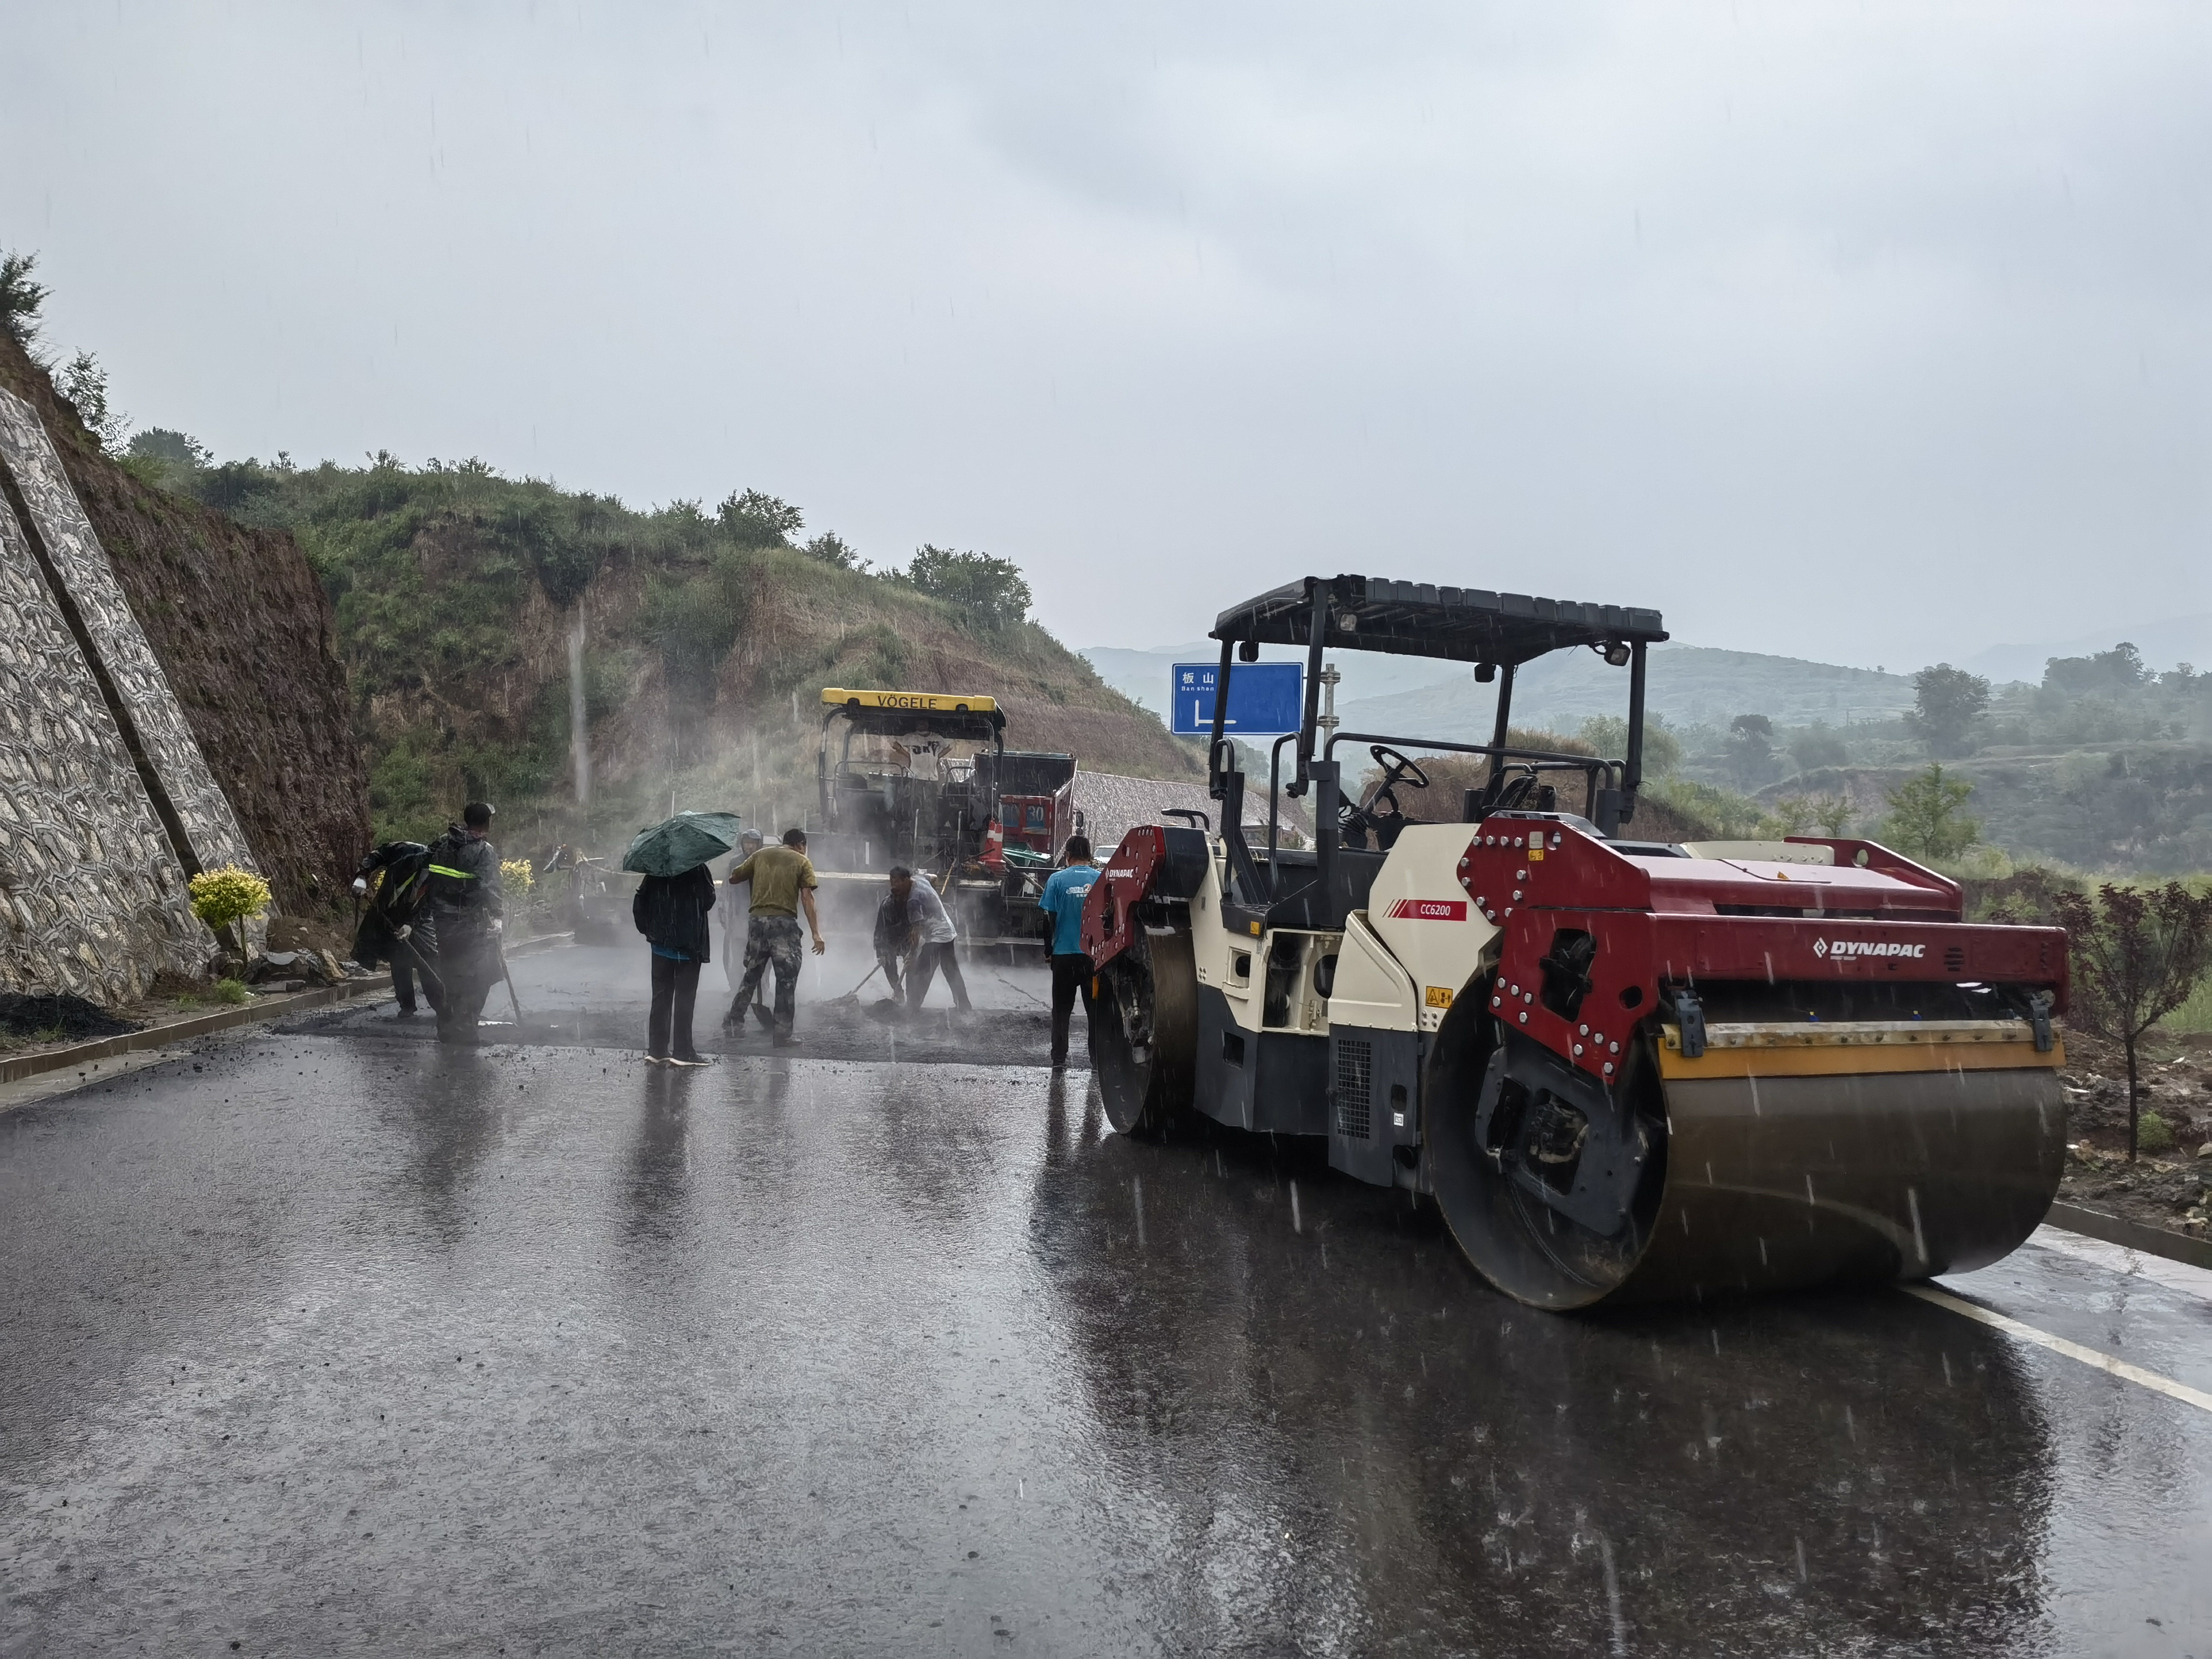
[1460,824,2068,1083]
[1080,826,1168,968]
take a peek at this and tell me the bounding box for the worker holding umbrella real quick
[625,811,744,1068]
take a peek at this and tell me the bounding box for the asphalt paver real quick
[3,958,2208,1654]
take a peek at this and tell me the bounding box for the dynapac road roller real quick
[1080,574,2068,1308]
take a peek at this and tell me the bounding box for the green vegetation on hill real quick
[121,441,1196,845]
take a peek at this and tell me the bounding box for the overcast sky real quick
[5,2,2206,667]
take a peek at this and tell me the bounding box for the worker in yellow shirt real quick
[723,827,827,1046]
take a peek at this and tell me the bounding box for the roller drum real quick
[1432,1006,2067,1310]
[1624,1063,2064,1302]
[1089,925,1197,1136]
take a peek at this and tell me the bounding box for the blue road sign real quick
[1169,661,1305,737]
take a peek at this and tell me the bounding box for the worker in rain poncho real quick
[422,802,504,1045]
[350,839,442,1020]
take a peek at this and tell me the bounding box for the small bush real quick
[188,865,273,961]
[212,979,252,1006]
[2137,1112,2174,1155]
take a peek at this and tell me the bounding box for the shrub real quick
[213,978,252,1005]
[2137,1112,2174,1156]
[718,489,803,548]
[1880,763,1980,861]
[1648,777,1768,839]
[898,545,1031,633]
[188,865,273,962]
[58,351,128,453]
[2054,881,2212,1159]
[1580,713,1681,775]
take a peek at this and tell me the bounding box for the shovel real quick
[497,944,525,1023]
[828,961,885,1006]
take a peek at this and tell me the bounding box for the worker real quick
[724,827,826,1047]
[423,801,505,1046]
[716,830,768,1021]
[871,880,915,1002]
[349,839,442,1020]
[1038,834,1100,1069]
[633,858,717,1067]
[889,866,970,1014]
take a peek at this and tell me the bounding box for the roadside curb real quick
[2045,1201,2212,1272]
[1,977,394,1083]
[0,932,575,1085]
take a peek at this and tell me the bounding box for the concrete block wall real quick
[0,490,214,1000]
[0,391,261,882]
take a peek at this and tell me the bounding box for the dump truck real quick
[1080,574,2067,1309]
[813,687,1076,943]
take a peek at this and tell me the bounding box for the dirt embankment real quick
[2056,1026,2212,1238]
[0,334,368,914]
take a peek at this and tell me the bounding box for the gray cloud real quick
[4,1,2204,667]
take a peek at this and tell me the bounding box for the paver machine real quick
[813,687,1075,943]
[1080,574,2069,1308]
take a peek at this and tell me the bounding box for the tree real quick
[57,351,127,451]
[127,427,211,470]
[802,531,867,571]
[1578,712,1682,776]
[1725,714,1777,788]
[0,249,48,347]
[1880,763,1979,861]
[1789,722,1851,772]
[1765,796,1817,835]
[1904,663,1991,758]
[2044,643,2146,699]
[717,489,803,548]
[2053,882,2212,1159]
[1812,795,1855,836]
[901,545,1031,633]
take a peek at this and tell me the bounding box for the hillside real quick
[133,451,1197,845]
[0,332,366,914]
[1337,643,1916,744]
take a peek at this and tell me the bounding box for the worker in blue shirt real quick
[1037,835,1100,1069]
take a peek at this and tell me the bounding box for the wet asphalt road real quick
[4,948,2210,1656]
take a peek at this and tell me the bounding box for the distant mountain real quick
[1961,613,2212,686]
[1339,644,1916,744]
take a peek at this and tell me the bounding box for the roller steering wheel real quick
[1341,745,1432,844]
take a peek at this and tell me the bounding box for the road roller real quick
[1079,574,2068,1309]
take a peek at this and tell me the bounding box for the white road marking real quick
[2025,1224,2212,1307]
[1901,1284,2212,1415]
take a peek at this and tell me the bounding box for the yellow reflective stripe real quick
[427,864,476,880]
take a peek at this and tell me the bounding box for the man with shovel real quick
[724,828,826,1047]
[889,866,971,1014]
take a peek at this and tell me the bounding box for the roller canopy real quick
[1211,574,1667,669]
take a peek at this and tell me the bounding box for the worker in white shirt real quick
[888,866,972,1013]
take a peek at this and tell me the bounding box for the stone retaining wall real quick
[0,390,260,884]
[0,490,213,1000]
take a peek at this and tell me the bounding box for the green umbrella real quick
[622,811,745,878]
